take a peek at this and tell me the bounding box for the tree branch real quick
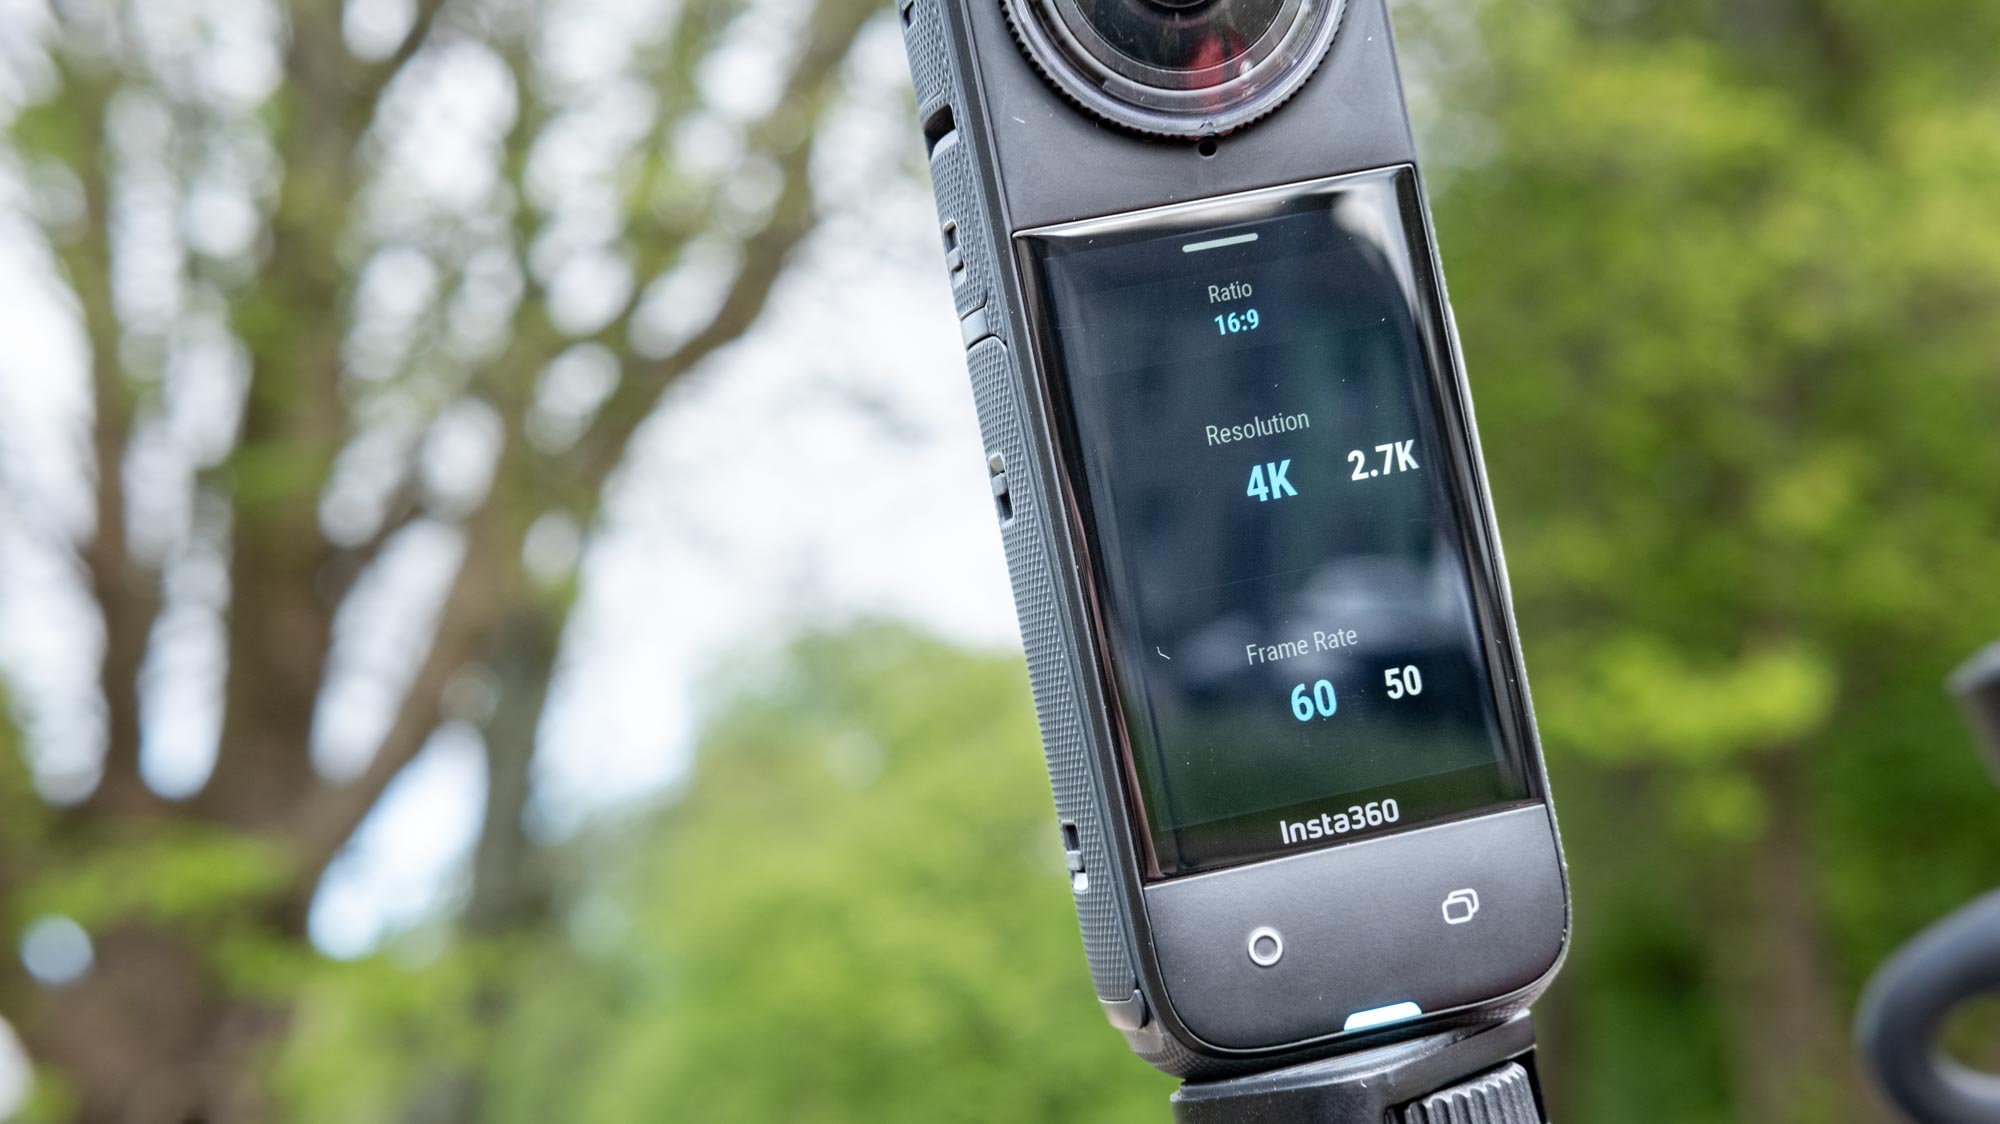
[569,0,878,499]
[38,57,166,820]
[381,0,452,84]
[81,351,162,819]
[204,0,388,819]
[322,476,428,608]
[462,605,559,937]
[354,0,455,122]
[284,512,516,911]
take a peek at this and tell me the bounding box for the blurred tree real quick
[274,625,1174,1123]
[1412,0,2000,1119]
[0,0,879,1118]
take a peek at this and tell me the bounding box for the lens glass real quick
[1012,0,1340,133]
[1072,0,1286,77]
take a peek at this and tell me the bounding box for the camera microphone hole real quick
[1197,137,1218,158]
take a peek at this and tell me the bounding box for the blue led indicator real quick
[1342,1001,1423,1032]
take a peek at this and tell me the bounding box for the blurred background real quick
[0,0,1997,1121]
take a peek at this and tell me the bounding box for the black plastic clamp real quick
[1172,1014,1546,1123]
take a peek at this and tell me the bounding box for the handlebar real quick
[1855,643,2000,1123]
[1856,892,2000,1124]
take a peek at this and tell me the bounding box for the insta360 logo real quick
[1441,888,1480,925]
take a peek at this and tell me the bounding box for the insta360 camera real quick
[899,0,1570,1080]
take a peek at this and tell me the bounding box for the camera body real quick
[899,0,1569,1078]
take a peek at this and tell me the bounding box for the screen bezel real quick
[1015,164,1545,882]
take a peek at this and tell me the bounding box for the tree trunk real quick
[1710,748,1885,1124]
[22,926,282,1124]
[403,603,562,1124]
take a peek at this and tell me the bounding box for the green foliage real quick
[1424,0,2000,1116]
[9,1077,78,1124]
[491,626,1171,1121]
[6,824,308,1024]
[278,626,1171,1122]
[11,829,288,934]
[0,688,45,862]
[274,938,524,1121]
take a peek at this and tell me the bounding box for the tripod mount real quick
[1174,1013,1546,1123]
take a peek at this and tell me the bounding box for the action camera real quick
[898,0,1569,1078]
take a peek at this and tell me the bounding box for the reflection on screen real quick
[1028,169,1529,877]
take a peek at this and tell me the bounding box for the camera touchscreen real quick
[1024,167,1533,877]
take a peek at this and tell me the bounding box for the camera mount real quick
[1174,1013,1547,1123]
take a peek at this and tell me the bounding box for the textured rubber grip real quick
[1401,1062,1542,1123]
[966,340,1135,1001]
[900,0,1141,1009]
[927,130,994,322]
[897,0,952,130]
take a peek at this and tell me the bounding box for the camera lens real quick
[1007,0,1344,137]
[1071,0,1284,74]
